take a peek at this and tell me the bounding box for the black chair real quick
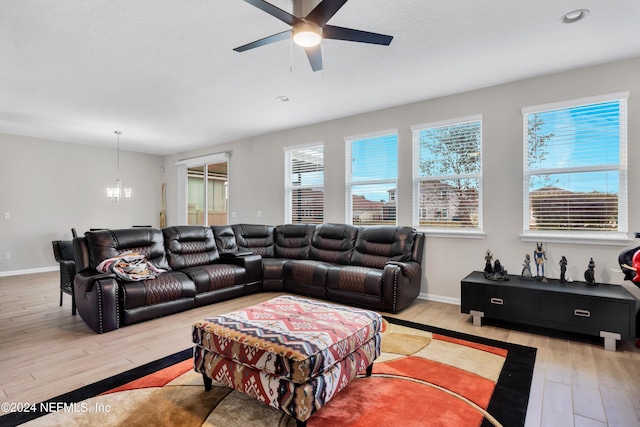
[52,240,76,315]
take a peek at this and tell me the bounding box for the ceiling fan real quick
[234,0,393,72]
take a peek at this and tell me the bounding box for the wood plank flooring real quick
[1,272,639,426]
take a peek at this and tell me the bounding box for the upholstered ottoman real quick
[192,295,382,426]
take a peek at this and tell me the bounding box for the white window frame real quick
[345,129,398,226]
[521,92,629,245]
[284,143,324,224]
[175,152,230,225]
[411,115,484,238]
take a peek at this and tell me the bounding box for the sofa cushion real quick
[212,225,238,253]
[326,265,383,296]
[85,228,169,270]
[351,225,417,269]
[182,263,247,294]
[274,224,315,259]
[120,271,196,310]
[262,258,289,280]
[233,224,275,257]
[163,225,219,270]
[309,223,358,264]
[284,259,330,288]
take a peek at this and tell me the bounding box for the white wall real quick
[164,57,640,302]
[2,58,638,300]
[0,134,163,274]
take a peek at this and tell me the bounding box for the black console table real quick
[461,271,639,351]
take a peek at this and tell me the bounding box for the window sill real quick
[417,228,486,239]
[520,232,632,246]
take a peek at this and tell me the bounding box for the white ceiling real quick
[1,1,639,155]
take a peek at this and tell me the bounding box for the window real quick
[522,93,628,238]
[345,131,398,225]
[285,144,324,224]
[176,153,229,225]
[412,115,482,231]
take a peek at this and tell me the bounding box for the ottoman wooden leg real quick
[202,373,213,392]
[366,363,373,377]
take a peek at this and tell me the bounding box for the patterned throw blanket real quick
[96,251,165,281]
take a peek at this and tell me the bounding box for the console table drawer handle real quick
[490,298,504,305]
[574,309,591,318]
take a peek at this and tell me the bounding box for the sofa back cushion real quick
[309,223,358,264]
[85,228,169,270]
[352,226,417,269]
[211,225,239,254]
[162,226,219,269]
[274,224,315,259]
[232,224,275,257]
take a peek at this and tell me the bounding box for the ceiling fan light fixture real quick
[292,21,323,47]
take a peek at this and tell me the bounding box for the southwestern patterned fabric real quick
[192,295,382,383]
[193,336,378,423]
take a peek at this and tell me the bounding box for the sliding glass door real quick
[176,153,229,226]
[187,162,228,225]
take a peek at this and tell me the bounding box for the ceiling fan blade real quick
[242,0,300,26]
[304,45,323,72]
[323,25,393,45]
[233,30,291,52]
[305,0,349,27]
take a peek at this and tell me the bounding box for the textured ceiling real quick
[1,1,639,155]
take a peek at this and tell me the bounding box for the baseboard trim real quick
[417,292,460,306]
[0,266,58,278]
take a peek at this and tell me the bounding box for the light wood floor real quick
[1,272,639,426]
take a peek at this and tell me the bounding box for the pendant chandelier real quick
[106,130,132,201]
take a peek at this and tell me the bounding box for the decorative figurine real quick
[559,256,568,283]
[584,258,597,285]
[484,249,493,274]
[534,242,547,282]
[484,258,509,281]
[521,254,533,279]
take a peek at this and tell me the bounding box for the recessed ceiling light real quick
[561,9,590,24]
[276,96,290,102]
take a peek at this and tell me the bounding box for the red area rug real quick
[2,317,536,427]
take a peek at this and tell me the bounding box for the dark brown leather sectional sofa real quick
[73,223,425,333]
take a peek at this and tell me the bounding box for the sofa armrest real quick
[385,260,421,278]
[74,270,119,333]
[382,261,422,312]
[219,252,263,283]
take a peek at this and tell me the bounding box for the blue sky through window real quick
[350,134,398,202]
[528,101,620,193]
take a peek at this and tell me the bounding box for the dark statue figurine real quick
[484,258,509,281]
[484,249,493,274]
[584,258,597,285]
[559,256,568,283]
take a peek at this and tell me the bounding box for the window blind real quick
[412,116,482,230]
[345,132,398,225]
[523,95,627,233]
[285,145,324,224]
